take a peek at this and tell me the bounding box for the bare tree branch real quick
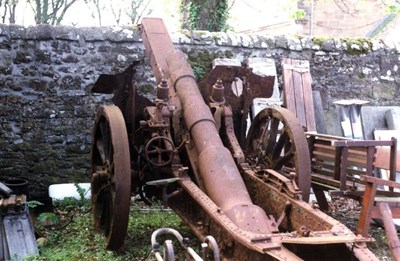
[125,0,153,25]
[84,0,106,26]
[28,0,78,25]
[1,0,17,24]
[110,2,122,25]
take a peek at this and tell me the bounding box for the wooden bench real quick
[307,132,397,210]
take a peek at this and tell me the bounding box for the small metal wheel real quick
[90,105,131,250]
[145,136,175,167]
[203,236,220,261]
[246,107,311,202]
[163,240,175,261]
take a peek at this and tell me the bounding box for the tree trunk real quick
[9,1,16,23]
[181,0,228,31]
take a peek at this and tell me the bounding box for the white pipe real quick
[154,252,163,261]
[187,247,203,261]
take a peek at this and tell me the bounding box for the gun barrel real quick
[140,18,271,234]
[167,49,252,210]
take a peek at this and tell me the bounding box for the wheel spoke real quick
[96,139,106,163]
[265,117,280,155]
[274,150,294,170]
[258,119,270,150]
[101,190,112,235]
[147,148,159,154]
[246,107,311,202]
[273,130,289,160]
[100,120,111,161]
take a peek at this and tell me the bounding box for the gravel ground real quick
[327,197,394,260]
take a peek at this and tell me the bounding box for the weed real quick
[27,200,44,209]
[74,183,89,207]
[36,212,60,226]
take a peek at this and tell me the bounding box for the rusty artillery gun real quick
[89,18,378,260]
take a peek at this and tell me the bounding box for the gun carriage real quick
[89,18,378,260]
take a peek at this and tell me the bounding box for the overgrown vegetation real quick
[180,0,229,31]
[27,198,197,260]
[186,49,234,80]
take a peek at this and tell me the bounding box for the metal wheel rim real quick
[246,107,311,202]
[90,105,131,250]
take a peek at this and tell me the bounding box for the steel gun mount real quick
[89,18,378,260]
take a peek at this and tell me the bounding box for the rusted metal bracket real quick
[257,169,302,200]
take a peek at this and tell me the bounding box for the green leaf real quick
[28,200,44,208]
[37,212,60,226]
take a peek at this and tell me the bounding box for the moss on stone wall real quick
[187,49,233,81]
[311,37,327,47]
[342,38,373,55]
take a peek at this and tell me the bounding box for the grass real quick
[26,196,394,260]
[27,199,198,261]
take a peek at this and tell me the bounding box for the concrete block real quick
[385,108,400,130]
[361,106,400,140]
[313,91,327,134]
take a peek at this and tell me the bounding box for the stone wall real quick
[0,24,399,196]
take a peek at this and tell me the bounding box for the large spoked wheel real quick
[90,105,131,250]
[246,107,311,202]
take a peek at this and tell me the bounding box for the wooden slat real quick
[311,160,335,169]
[312,181,340,191]
[313,140,337,148]
[340,147,349,190]
[358,175,400,237]
[282,58,316,132]
[347,147,369,155]
[311,174,342,188]
[312,154,336,163]
[345,159,368,168]
[334,139,395,148]
[282,58,296,111]
[307,133,350,142]
[312,184,330,210]
[291,63,307,126]
[313,139,336,147]
[281,235,368,244]
[375,197,400,203]
[313,146,336,155]
[300,64,316,132]
[311,167,335,178]
[311,173,357,189]
[347,151,369,161]
[346,168,367,176]
[312,146,337,156]
[364,176,400,189]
